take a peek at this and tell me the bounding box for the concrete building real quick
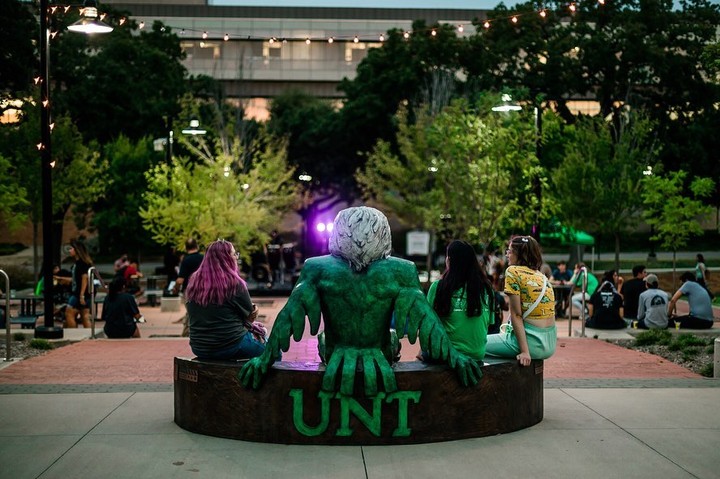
[105,0,492,119]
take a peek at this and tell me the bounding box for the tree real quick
[357,98,541,251]
[642,171,715,287]
[140,128,297,260]
[0,0,36,111]
[0,105,107,272]
[550,111,660,269]
[92,136,161,256]
[0,154,29,230]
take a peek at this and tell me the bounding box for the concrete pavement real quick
[0,297,719,479]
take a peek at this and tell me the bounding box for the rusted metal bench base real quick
[174,357,543,445]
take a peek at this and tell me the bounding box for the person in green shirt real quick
[423,240,495,361]
[569,262,598,319]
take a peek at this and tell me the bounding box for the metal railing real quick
[567,267,589,338]
[1,269,10,361]
[88,266,97,339]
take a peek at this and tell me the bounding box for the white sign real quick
[406,231,431,256]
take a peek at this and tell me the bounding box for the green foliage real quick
[29,338,53,350]
[13,332,25,342]
[699,363,714,378]
[92,136,160,255]
[140,129,297,259]
[0,154,29,230]
[550,111,660,268]
[642,171,715,253]
[0,0,36,107]
[634,329,672,346]
[357,98,544,245]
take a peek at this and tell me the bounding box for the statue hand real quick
[238,356,270,389]
[453,353,483,387]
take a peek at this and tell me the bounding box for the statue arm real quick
[239,266,322,389]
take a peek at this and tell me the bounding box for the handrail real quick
[567,267,589,338]
[1,269,10,361]
[88,266,96,339]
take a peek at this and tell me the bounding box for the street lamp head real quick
[181,119,207,135]
[67,1,114,34]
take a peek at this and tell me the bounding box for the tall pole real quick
[36,0,63,338]
[532,103,543,242]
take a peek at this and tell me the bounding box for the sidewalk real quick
[0,297,719,479]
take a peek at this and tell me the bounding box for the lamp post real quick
[492,94,542,242]
[35,0,112,339]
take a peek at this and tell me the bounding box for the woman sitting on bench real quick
[485,235,557,366]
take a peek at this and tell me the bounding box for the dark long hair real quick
[107,276,126,300]
[433,240,494,317]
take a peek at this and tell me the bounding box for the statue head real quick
[329,206,392,272]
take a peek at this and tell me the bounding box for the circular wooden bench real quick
[174,357,544,445]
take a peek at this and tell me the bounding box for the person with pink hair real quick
[185,240,266,360]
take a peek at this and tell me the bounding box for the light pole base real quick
[35,326,64,339]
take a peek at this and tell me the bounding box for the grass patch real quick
[29,338,53,350]
[668,334,709,351]
[634,329,672,346]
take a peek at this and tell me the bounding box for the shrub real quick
[13,332,25,341]
[29,338,53,350]
[635,329,672,346]
[699,363,714,378]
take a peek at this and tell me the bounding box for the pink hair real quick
[185,240,246,306]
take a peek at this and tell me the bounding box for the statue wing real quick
[239,267,322,389]
[394,287,483,386]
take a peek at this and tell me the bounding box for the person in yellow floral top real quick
[485,235,556,366]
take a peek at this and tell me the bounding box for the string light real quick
[305,37,311,44]
[119,17,126,25]
[328,37,334,43]
[202,31,208,39]
[34,77,41,84]
[138,21,144,29]
[49,122,55,131]
[483,21,491,29]
[403,31,410,39]
[598,0,605,4]
[569,3,577,13]
[511,15,518,24]
[457,24,464,33]
[431,29,437,36]
[539,9,547,18]
[379,33,385,42]
[37,143,44,150]
[63,5,70,13]
[224,33,229,41]
[353,35,359,43]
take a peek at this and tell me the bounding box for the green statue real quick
[239,207,482,396]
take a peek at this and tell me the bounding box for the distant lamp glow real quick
[492,94,522,112]
[181,119,206,136]
[298,173,312,182]
[67,1,113,34]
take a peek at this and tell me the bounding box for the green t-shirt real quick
[573,270,599,295]
[426,281,491,361]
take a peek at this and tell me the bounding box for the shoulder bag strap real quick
[523,275,548,320]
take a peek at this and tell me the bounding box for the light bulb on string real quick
[539,9,547,18]
[37,143,44,150]
[457,24,464,33]
[50,31,58,39]
[119,17,126,25]
[353,35,359,43]
[180,29,185,35]
[63,5,71,13]
[49,122,55,131]
[598,0,605,4]
[511,16,518,24]
[50,6,57,14]
[34,77,41,84]
[50,161,56,168]
[42,100,49,108]
[269,37,275,44]
[483,21,491,29]
[224,33,229,41]
[100,13,106,21]
[138,21,145,29]
[328,37,334,43]
[305,37,310,44]
[379,33,385,42]
[569,3,577,13]
[431,29,437,36]
[202,31,208,39]
[403,31,410,39]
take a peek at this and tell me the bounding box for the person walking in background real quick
[568,262,598,319]
[172,238,204,336]
[113,253,129,273]
[585,278,626,329]
[422,240,495,362]
[102,277,143,338]
[636,274,669,329]
[620,265,647,323]
[186,240,266,360]
[60,240,94,328]
[695,253,713,298]
[668,272,714,329]
[485,235,556,366]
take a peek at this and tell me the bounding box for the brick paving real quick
[0,295,716,387]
